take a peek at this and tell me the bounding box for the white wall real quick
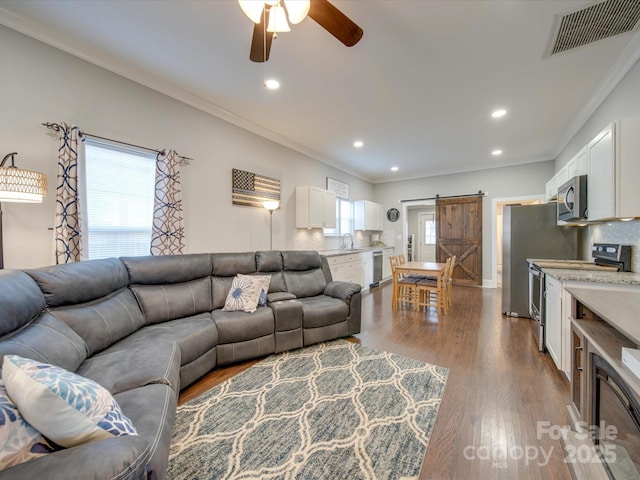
[554,58,640,270]
[373,161,555,286]
[0,26,373,269]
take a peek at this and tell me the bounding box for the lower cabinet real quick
[382,248,394,281]
[545,275,563,370]
[327,253,364,286]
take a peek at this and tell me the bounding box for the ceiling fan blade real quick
[308,0,363,47]
[250,7,274,62]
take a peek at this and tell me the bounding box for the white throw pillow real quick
[2,355,137,449]
[253,274,272,307]
[0,381,54,470]
[222,274,263,313]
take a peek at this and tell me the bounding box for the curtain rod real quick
[42,123,194,162]
[399,191,486,203]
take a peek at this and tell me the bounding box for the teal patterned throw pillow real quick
[0,382,55,470]
[2,355,137,449]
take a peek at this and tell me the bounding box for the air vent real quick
[547,0,640,55]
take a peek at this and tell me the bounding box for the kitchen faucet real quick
[342,233,354,251]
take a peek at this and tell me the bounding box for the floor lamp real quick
[262,200,280,250]
[0,152,48,269]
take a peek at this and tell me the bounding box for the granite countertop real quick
[542,268,640,285]
[319,246,393,257]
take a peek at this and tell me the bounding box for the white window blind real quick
[84,139,156,260]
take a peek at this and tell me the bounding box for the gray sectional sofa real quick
[0,250,361,479]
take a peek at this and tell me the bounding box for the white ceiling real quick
[1,0,640,183]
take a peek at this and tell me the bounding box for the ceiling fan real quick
[238,0,364,62]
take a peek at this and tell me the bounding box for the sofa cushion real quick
[130,277,212,325]
[212,307,274,344]
[48,288,145,357]
[121,253,212,285]
[283,269,327,298]
[297,295,349,329]
[0,383,55,470]
[76,338,181,396]
[127,313,217,366]
[0,312,88,373]
[211,276,234,310]
[25,258,129,308]
[0,271,45,337]
[211,252,256,277]
[282,251,322,271]
[2,355,137,449]
[255,251,282,272]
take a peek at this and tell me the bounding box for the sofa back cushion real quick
[211,253,257,309]
[25,258,129,308]
[256,251,285,293]
[122,254,213,325]
[281,251,326,298]
[0,270,46,337]
[48,288,145,357]
[0,312,88,373]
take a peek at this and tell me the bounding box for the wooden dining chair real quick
[445,255,456,310]
[415,257,450,316]
[390,255,418,309]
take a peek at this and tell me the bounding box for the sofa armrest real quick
[323,281,362,303]
[267,292,297,303]
[0,435,152,480]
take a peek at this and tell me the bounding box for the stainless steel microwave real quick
[557,175,587,222]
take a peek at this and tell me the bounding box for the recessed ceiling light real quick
[491,109,507,118]
[492,149,503,156]
[264,78,280,90]
[353,140,364,148]
[390,166,399,171]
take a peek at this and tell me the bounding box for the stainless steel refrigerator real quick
[501,203,580,317]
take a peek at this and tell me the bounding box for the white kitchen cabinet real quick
[327,253,363,286]
[382,248,394,280]
[362,251,373,290]
[587,123,615,221]
[586,118,640,221]
[566,147,587,178]
[295,186,336,229]
[545,165,569,202]
[354,200,384,231]
[545,275,563,370]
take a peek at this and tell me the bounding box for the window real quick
[324,197,354,237]
[84,139,156,260]
[423,213,436,245]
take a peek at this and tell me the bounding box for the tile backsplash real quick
[586,219,640,272]
[293,229,392,252]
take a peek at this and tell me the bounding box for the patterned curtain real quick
[54,123,83,264]
[150,150,184,255]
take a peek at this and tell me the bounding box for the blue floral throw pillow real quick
[253,274,272,307]
[2,355,137,449]
[222,275,262,313]
[0,382,55,470]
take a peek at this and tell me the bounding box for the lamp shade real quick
[238,0,265,23]
[263,200,280,211]
[267,4,291,32]
[284,0,310,24]
[0,154,47,203]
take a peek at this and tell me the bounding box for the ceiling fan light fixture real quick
[267,4,291,32]
[284,0,310,24]
[238,0,265,24]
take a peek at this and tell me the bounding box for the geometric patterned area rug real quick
[166,339,449,480]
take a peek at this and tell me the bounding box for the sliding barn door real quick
[436,195,483,286]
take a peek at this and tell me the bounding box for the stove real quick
[531,244,632,273]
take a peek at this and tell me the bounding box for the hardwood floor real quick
[179,282,573,479]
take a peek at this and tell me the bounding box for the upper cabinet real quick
[545,147,587,202]
[295,186,336,229]
[587,118,640,221]
[354,200,384,231]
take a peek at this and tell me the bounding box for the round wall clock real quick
[386,208,400,222]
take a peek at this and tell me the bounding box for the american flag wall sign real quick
[232,168,281,207]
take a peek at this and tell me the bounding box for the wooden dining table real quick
[392,261,447,311]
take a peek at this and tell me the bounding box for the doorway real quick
[407,205,436,262]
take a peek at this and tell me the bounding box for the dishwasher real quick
[371,250,383,288]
